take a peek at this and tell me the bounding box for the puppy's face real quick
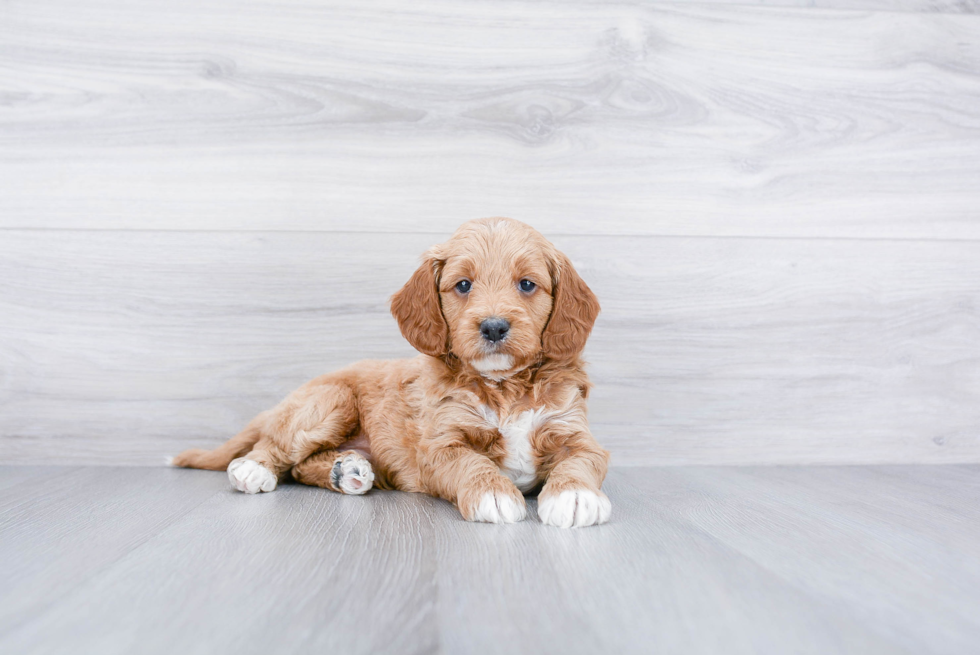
[437,221,555,375]
[391,218,600,373]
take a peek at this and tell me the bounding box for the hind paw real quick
[228,458,278,494]
[332,452,374,495]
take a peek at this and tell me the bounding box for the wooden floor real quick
[1,465,978,654]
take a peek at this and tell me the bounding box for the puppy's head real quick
[390,218,600,376]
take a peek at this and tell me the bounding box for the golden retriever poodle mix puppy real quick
[172,217,610,528]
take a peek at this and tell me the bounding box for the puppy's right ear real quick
[390,253,448,357]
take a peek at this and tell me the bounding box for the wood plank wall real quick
[1,0,978,465]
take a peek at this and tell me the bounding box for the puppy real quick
[172,217,610,528]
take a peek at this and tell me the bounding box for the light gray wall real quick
[1,0,978,465]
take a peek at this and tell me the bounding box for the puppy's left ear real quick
[542,251,600,360]
[390,252,449,357]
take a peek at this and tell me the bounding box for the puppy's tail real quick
[170,425,262,471]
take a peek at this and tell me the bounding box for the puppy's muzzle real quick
[480,317,510,343]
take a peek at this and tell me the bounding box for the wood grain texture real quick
[1,230,977,466]
[0,466,223,635]
[0,466,62,494]
[1,1,979,238]
[659,465,980,653]
[4,473,438,654]
[435,469,900,655]
[2,465,979,654]
[674,0,980,13]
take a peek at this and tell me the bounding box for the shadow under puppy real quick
[172,217,611,528]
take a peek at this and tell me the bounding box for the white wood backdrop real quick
[1,0,978,465]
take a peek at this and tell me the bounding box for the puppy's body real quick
[174,218,611,528]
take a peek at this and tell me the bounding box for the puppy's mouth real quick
[480,338,506,353]
[466,318,528,377]
[475,334,515,361]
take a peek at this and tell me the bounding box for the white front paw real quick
[469,491,527,524]
[332,452,375,495]
[538,489,611,528]
[227,457,277,494]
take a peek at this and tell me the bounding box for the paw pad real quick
[331,452,374,495]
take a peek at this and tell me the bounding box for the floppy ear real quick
[390,254,449,357]
[542,251,600,360]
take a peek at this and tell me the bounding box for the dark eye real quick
[455,279,472,294]
[519,279,536,292]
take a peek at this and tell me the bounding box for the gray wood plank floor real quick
[1,465,978,654]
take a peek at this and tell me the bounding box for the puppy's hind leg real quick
[292,450,375,495]
[228,381,360,494]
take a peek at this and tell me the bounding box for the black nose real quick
[480,317,510,343]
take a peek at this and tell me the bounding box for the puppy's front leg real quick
[420,445,527,524]
[538,432,611,528]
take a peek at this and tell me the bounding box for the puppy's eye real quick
[519,279,536,292]
[455,279,472,294]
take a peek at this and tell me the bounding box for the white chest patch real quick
[479,406,544,493]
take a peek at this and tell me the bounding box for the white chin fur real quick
[469,491,527,524]
[471,353,514,378]
[538,489,612,528]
